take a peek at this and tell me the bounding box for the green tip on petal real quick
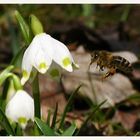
[50,69,60,77]
[62,57,71,67]
[18,117,27,124]
[39,62,47,73]
[21,77,27,85]
[18,117,27,129]
[72,63,80,69]
[22,70,28,78]
[21,70,29,85]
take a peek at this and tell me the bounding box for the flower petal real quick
[21,33,54,83]
[37,33,53,57]
[31,33,53,73]
[51,37,73,72]
[21,46,33,85]
[33,48,52,74]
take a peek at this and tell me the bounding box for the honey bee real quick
[89,50,133,79]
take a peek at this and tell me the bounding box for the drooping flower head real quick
[5,90,34,129]
[21,33,79,85]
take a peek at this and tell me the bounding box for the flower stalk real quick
[32,72,41,119]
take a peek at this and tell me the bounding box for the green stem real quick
[120,5,131,22]
[32,72,41,118]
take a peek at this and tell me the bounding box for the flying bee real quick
[89,50,133,79]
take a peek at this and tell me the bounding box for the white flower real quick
[21,33,79,85]
[5,90,34,129]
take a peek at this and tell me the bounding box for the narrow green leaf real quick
[6,14,20,56]
[1,78,10,100]
[10,46,26,67]
[59,85,82,129]
[15,123,23,136]
[51,103,58,129]
[35,117,56,136]
[120,5,131,22]
[62,123,76,136]
[0,78,11,110]
[15,10,31,45]
[0,65,14,86]
[82,4,93,17]
[76,100,106,135]
[46,110,51,126]
[127,93,140,101]
[34,123,41,136]
[0,107,15,136]
[82,4,96,28]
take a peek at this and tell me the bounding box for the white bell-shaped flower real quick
[21,33,79,85]
[5,90,34,129]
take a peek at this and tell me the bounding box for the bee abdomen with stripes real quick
[111,56,133,73]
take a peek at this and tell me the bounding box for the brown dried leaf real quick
[41,93,67,120]
[113,110,138,130]
[62,47,137,108]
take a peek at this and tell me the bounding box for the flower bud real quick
[30,15,44,35]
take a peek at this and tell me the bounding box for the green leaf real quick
[0,107,15,136]
[15,123,23,136]
[15,10,31,45]
[35,117,56,136]
[0,78,11,110]
[82,4,93,17]
[1,78,11,100]
[82,4,96,28]
[62,123,76,136]
[59,85,82,129]
[127,93,140,101]
[10,46,26,67]
[46,110,51,126]
[120,5,131,22]
[51,103,58,129]
[76,100,106,135]
[12,74,22,90]
[7,14,20,56]
[0,65,14,86]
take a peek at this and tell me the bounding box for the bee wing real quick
[112,51,138,63]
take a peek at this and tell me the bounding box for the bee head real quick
[90,51,99,63]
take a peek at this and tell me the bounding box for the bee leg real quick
[96,64,98,69]
[96,60,101,68]
[103,72,111,79]
[100,66,104,71]
[96,62,100,69]
[102,67,116,80]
